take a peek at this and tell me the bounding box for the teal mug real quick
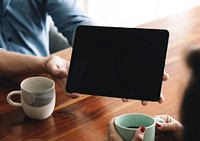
[114,113,165,141]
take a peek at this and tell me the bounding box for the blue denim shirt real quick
[0,0,91,56]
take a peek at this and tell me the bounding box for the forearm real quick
[0,51,48,77]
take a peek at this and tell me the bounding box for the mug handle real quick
[154,117,166,123]
[7,91,22,107]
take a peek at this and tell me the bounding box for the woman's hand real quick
[105,117,145,141]
[154,115,184,141]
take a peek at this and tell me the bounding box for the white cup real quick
[7,76,55,120]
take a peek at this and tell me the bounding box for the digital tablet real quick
[66,25,169,101]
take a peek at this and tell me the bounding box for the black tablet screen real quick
[66,25,169,101]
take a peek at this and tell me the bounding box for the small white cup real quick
[7,76,55,120]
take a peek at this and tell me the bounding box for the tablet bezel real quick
[66,25,169,101]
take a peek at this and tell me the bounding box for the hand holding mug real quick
[106,113,165,141]
[154,115,184,141]
[105,117,145,141]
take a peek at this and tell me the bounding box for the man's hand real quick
[123,71,169,105]
[45,55,80,98]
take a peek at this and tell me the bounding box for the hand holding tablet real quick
[66,25,169,101]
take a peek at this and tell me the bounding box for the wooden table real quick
[1,5,200,141]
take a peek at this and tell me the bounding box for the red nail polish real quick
[156,122,161,127]
[140,126,145,133]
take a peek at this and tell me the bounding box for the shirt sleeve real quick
[0,34,6,50]
[45,0,94,46]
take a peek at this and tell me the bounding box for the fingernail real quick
[140,126,145,133]
[156,122,161,127]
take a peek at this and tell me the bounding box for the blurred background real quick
[77,0,200,27]
[49,0,200,52]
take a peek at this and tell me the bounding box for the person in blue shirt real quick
[0,50,80,98]
[0,0,92,56]
[0,0,169,103]
[0,0,92,98]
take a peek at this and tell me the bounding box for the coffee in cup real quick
[114,113,164,141]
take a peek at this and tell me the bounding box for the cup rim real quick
[21,76,55,94]
[114,113,155,130]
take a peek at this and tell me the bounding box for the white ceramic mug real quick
[114,113,165,141]
[7,76,55,120]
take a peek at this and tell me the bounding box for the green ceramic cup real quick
[115,113,164,141]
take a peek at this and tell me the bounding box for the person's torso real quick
[0,0,49,56]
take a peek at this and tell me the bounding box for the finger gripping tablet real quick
[66,25,169,101]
